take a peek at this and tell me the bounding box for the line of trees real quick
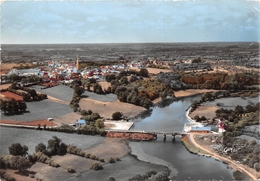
[0,98,27,115]
[181,72,259,90]
[69,80,85,112]
[1,83,47,102]
[1,74,42,84]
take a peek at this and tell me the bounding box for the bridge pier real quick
[172,134,176,142]
[163,134,166,142]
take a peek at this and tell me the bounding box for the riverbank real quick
[174,89,218,98]
[184,102,259,180]
[188,133,259,181]
[1,127,168,181]
[181,134,210,156]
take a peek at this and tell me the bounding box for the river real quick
[130,95,234,180]
[2,94,251,180]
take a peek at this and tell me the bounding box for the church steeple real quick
[75,56,79,70]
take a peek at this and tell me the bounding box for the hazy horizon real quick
[2,41,259,46]
[2,1,259,44]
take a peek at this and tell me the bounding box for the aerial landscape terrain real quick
[1,0,260,181]
[0,42,259,181]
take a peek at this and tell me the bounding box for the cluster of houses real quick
[4,59,145,82]
[3,57,213,83]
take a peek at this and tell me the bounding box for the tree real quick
[245,104,254,113]
[35,143,47,153]
[0,156,6,169]
[91,113,101,120]
[81,109,89,116]
[10,82,18,89]
[28,89,37,99]
[5,155,31,172]
[194,115,200,122]
[112,112,122,120]
[108,177,116,181]
[58,142,68,155]
[200,116,207,121]
[223,91,230,97]
[95,119,105,129]
[90,162,103,170]
[119,76,129,84]
[0,99,7,114]
[129,75,139,83]
[74,86,84,97]
[9,143,28,157]
[235,105,244,114]
[139,68,149,77]
[47,136,61,156]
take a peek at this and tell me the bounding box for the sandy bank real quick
[174,89,218,98]
[189,133,259,181]
[104,120,134,130]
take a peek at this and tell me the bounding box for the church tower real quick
[75,56,79,70]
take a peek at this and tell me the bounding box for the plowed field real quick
[1,91,24,101]
[0,119,57,126]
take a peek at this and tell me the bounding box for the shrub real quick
[115,157,121,161]
[50,162,60,167]
[112,112,122,120]
[99,158,105,162]
[108,177,116,181]
[33,152,59,168]
[108,157,116,163]
[90,162,103,170]
[67,166,76,173]
[79,151,85,157]
[84,153,91,158]
[90,155,96,160]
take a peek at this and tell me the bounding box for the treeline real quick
[190,90,258,113]
[181,72,259,90]
[216,103,259,123]
[104,72,174,108]
[190,91,223,112]
[0,136,122,177]
[0,98,27,115]
[0,84,47,115]
[1,74,41,84]
[1,83,47,102]
[217,102,260,172]
[217,103,259,134]
[190,89,260,123]
[68,80,85,112]
[80,70,173,109]
[39,121,106,136]
[222,134,260,172]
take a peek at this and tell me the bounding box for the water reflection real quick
[130,94,234,180]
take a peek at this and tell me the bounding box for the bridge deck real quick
[106,129,188,135]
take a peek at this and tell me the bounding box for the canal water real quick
[130,95,234,180]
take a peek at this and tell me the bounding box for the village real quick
[1,56,213,84]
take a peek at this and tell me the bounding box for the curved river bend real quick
[130,95,234,180]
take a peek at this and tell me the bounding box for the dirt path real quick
[189,133,259,180]
[46,94,70,105]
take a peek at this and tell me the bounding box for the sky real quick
[1,0,260,44]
